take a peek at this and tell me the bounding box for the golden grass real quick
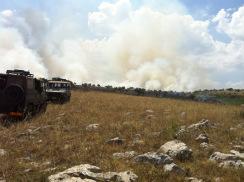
[0,91,243,181]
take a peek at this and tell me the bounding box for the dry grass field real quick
[0,91,244,181]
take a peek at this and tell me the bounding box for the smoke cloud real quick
[0,0,243,91]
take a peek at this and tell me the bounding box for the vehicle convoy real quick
[46,78,71,103]
[0,70,47,119]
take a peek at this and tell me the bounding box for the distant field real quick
[213,90,244,105]
[194,90,244,105]
[0,91,243,181]
[216,96,244,105]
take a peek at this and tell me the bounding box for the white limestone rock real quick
[232,145,244,153]
[188,119,214,130]
[209,152,241,162]
[134,152,173,166]
[219,160,244,169]
[86,124,99,131]
[185,177,203,182]
[230,150,244,160]
[195,134,209,143]
[113,151,137,159]
[106,137,125,145]
[48,164,138,182]
[164,163,186,176]
[0,149,6,157]
[158,140,192,161]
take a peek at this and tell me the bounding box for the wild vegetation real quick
[75,83,244,105]
[0,91,243,181]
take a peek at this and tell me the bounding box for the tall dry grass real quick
[0,91,243,181]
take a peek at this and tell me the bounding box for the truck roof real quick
[6,69,33,77]
[48,80,71,84]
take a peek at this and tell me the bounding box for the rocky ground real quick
[0,91,243,181]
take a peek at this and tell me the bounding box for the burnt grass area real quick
[0,91,244,181]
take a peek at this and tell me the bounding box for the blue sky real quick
[1,0,243,35]
[182,0,244,14]
[0,0,243,36]
[0,0,243,16]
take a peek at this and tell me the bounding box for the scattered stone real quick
[30,162,39,168]
[164,163,186,176]
[43,167,57,172]
[106,137,125,145]
[233,145,244,153]
[0,149,6,156]
[209,152,241,162]
[145,115,155,120]
[236,123,244,129]
[24,168,33,173]
[230,150,244,160]
[176,120,216,139]
[180,112,186,119]
[188,119,214,130]
[20,127,42,136]
[41,161,52,167]
[86,124,100,131]
[54,116,62,121]
[145,109,154,113]
[132,134,144,145]
[199,142,208,149]
[230,127,237,131]
[125,112,132,116]
[134,134,141,140]
[17,125,52,138]
[132,139,144,146]
[214,177,224,182]
[58,113,65,117]
[134,152,173,166]
[64,144,71,150]
[195,133,209,143]
[48,164,138,182]
[103,171,138,182]
[185,177,203,182]
[17,132,29,138]
[219,160,244,169]
[199,142,215,152]
[31,127,42,133]
[113,151,137,159]
[158,140,192,161]
[174,126,188,139]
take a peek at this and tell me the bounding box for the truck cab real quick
[46,79,71,104]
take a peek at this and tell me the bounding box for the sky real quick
[0,0,244,91]
[1,0,243,16]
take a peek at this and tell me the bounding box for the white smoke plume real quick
[0,0,243,91]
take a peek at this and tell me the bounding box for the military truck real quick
[0,70,47,119]
[46,78,71,104]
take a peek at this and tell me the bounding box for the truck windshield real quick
[48,83,70,89]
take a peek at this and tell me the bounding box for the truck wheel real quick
[40,103,47,113]
[23,104,34,120]
[5,85,24,104]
